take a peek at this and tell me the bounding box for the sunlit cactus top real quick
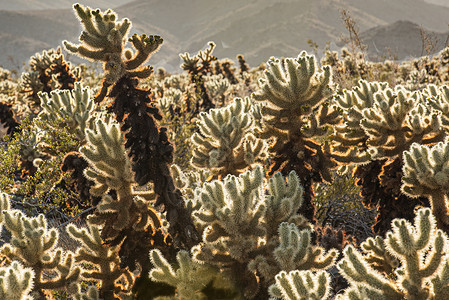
[64,4,163,101]
[64,4,131,62]
[253,51,332,114]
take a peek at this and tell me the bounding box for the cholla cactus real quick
[263,171,308,236]
[64,3,161,102]
[80,116,156,215]
[171,163,209,202]
[67,224,134,299]
[191,167,337,298]
[0,261,35,300]
[338,208,449,299]
[252,52,334,144]
[80,118,133,200]
[149,249,239,299]
[0,191,80,298]
[0,79,18,98]
[403,69,437,91]
[19,71,48,105]
[72,285,100,300]
[29,47,63,73]
[15,126,45,178]
[180,42,217,111]
[163,73,190,93]
[80,118,164,272]
[359,236,399,275]
[66,4,197,248]
[268,270,331,300]
[360,86,442,160]
[398,56,443,91]
[37,82,95,142]
[332,80,388,166]
[192,166,266,265]
[249,222,337,282]
[333,82,444,235]
[20,47,78,104]
[333,81,443,163]
[158,87,184,116]
[424,84,449,130]
[214,58,239,85]
[253,51,337,221]
[237,54,250,75]
[402,137,449,230]
[191,97,267,177]
[204,73,231,106]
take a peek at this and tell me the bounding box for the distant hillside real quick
[1,0,449,72]
[112,0,449,69]
[360,20,448,61]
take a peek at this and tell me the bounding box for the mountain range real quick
[0,0,448,72]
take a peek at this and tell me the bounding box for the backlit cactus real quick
[66,4,198,248]
[204,73,231,106]
[332,81,444,235]
[67,224,134,299]
[331,80,388,166]
[64,3,161,102]
[180,42,217,111]
[191,97,267,177]
[402,137,449,230]
[424,84,449,130]
[37,82,95,142]
[0,262,35,300]
[269,270,331,300]
[149,249,239,299]
[0,191,80,298]
[338,208,449,299]
[20,47,78,105]
[361,86,442,160]
[80,117,164,272]
[191,167,337,297]
[253,51,338,222]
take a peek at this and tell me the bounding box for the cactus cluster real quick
[190,167,337,297]
[5,2,449,300]
[331,79,446,235]
[338,208,449,299]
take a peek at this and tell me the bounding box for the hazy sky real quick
[425,0,449,7]
[0,0,133,10]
